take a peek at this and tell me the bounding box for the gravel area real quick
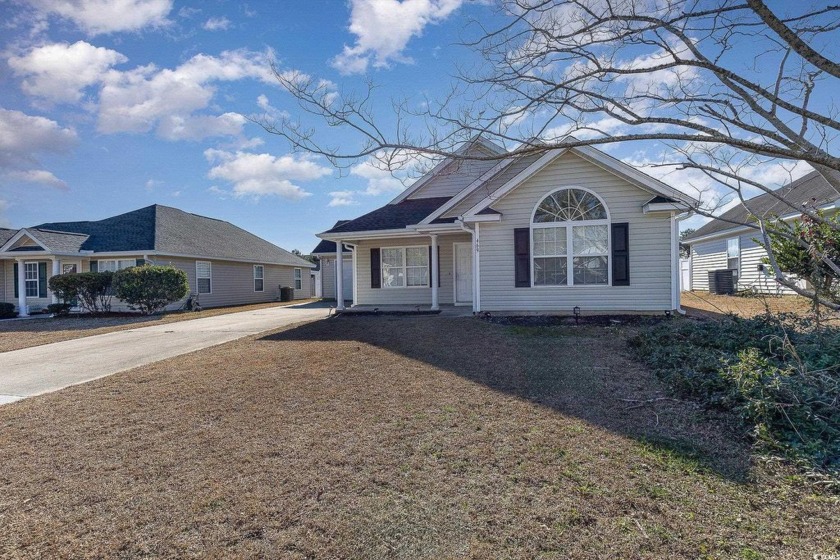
[0,316,835,559]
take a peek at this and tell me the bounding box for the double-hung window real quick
[294,268,302,290]
[98,259,136,272]
[382,246,428,288]
[532,188,609,286]
[24,262,39,298]
[254,265,264,292]
[196,261,212,294]
[727,237,740,281]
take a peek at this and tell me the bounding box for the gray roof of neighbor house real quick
[31,204,312,267]
[312,221,353,253]
[0,228,16,247]
[322,197,452,235]
[684,171,840,242]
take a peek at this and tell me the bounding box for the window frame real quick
[727,237,741,281]
[380,245,430,289]
[24,261,40,298]
[254,264,264,292]
[97,259,136,272]
[294,267,302,290]
[530,187,611,288]
[196,260,212,295]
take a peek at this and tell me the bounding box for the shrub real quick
[48,271,113,314]
[630,314,840,477]
[47,303,72,316]
[113,265,189,315]
[0,302,17,319]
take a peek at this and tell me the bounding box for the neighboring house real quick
[315,138,698,314]
[0,204,314,316]
[311,222,354,302]
[683,171,840,294]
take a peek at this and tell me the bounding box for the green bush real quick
[47,303,72,316]
[113,265,189,315]
[0,302,17,319]
[630,314,840,476]
[48,271,113,314]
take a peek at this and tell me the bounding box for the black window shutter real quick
[426,246,442,288]
[514,228,530,287]
[39,262,47,298]
[90,261,98,272]
[370,248,381,289]
[611,222,630,286]
[13,263,18,298]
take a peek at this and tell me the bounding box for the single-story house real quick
[683,171,840,294]
[311,222,354,302]
[0,204,314,316]
[315,138,698,314]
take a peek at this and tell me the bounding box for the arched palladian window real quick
[532,188,609,286]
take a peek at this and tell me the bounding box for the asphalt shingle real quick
[322,197,452,235]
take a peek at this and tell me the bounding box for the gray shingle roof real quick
[33,205,312,267]
[322,197,452,234]
[684,171,840,241]
[0,228,16,247]
[312,221,352,253]
[30,229,89,252]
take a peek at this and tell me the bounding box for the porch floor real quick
[336,304,474,318]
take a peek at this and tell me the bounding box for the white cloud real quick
[29,0,173,35]
[156,112,247,141]
[97,49,274,136]
[203,17,231,31]
[331,0,463,74]
[0,199,10,228]
[3,169,67,189]
[328,190,359,207]
[0,108,77,166]
[8,41,127,104]
[350,158,405,195]
[204,149,331,199]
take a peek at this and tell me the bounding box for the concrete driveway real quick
[0,302,331,404]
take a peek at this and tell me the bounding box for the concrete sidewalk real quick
[0,302,331,404]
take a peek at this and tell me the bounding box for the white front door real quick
[342,256,353,301]
[454,242,473,304]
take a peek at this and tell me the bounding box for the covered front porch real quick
[325,227,478,312]
[0,256,87,317]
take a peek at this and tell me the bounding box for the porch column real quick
[335,241,345,311]
[51,258,60,303]
[16,259,27,317]
[430,234,439,311]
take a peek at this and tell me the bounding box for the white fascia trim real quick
[461,214,501,223]
[419,156,515,224]
[149,251,315,268]
[0,228,51,253]
[410,223,465,233]
[572,145,698,207]
[463,148,568,218]
[317,228,422,241]
[643,202,691,214]
[389,140,508,205]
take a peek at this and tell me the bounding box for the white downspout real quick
[430,234,439,311]
[474,222,481,313]
[343,243,358,308]
[51,258,60,304]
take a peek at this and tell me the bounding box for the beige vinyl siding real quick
[478,151,675,312]
[3,259,52,311]
[407,158,499,200]
[353,234,471,305]
[151,257,310,309]
[442,155,543,219]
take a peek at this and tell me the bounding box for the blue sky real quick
[0,0,825,251]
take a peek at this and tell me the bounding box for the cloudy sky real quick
[0,0,817,251]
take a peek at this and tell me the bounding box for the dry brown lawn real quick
[0,316,836,559]
[681,291,835,320]
[0,299,319,353]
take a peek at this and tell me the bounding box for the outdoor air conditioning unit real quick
[708,269,735,295]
